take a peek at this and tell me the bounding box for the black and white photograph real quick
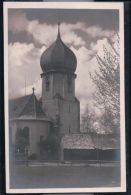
[4,2,126,193]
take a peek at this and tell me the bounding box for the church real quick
[9,24,80,160]
[9,24,119,161]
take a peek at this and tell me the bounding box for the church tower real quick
[40,24,80,135]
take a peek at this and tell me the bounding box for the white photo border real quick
[4,2,126,193]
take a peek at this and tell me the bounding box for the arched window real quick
[23,126,30,145]
[45,75,50,91]
[15,127,30,153]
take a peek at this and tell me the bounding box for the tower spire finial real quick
[57,22,61,39]
[32,87,35,95]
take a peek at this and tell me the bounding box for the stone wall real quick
[42,98,80,134]
[64,149,120,161]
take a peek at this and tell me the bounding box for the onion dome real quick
[40,24,77,73]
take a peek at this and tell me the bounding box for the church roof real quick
[61,134,120,150]
[40,24,77,74]
[62,134,94,150]
[9,93,48,120]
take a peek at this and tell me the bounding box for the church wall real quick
[42,98,80,134]
[9,120,50,154]
[60,99,80,134]
[53,73,65,98]
[9,121,17,144]
[53,73,75,100]
[42,99,57,119]
[29,120,50,154]
[42,70,80,135]
[42,73,75,101]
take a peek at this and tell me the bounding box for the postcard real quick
[4,2,126,193]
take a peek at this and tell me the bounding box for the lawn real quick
[10,163,120,189]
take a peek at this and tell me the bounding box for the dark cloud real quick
[23,9,119,30]
[8,8,119,45]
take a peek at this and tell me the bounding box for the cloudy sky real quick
[8,8,119,115]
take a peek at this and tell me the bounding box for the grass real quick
[10,163,120,189]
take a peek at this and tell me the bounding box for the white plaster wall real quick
[9,121,17,144]
[9,120,50,154]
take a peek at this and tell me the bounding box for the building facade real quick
[9,24,119,162]
[9,92,51,154]
[9,24,80,157]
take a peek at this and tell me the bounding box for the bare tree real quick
[81,106,95,133]
[90,33,120,134]
[100,106,120,135]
